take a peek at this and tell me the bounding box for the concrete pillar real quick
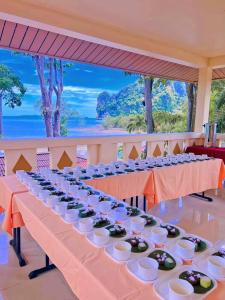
[194,67,212,132]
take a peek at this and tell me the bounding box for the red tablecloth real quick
[186,146,225,163]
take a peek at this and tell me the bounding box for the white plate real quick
[126,259,157,284]
[105,238,154,264]
[168,234,212,263]
[153,265,217,300]
[86,231,110,248]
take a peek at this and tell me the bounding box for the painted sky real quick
[0,49,138,117]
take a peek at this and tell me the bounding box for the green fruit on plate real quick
[200,276,212,289]
[164,257,174,269]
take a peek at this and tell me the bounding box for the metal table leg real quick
[135,196,139,208]
[9,228,26,267]
[192,192,213,202]
[29,255,56,279]
[143,196,146,212]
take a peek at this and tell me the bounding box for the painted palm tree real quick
[126,114,146,133]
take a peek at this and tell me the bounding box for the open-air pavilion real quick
[1,1,225,299]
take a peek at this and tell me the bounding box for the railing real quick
[0,132,204,175]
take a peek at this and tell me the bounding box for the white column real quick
[194,67,213,132]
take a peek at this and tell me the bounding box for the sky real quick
[0,49,137,117]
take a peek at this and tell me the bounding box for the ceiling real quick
[17,0,225,58]
[0,19,199,82]
[1,0,225,82]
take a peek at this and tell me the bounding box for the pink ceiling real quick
[0,19,201,82]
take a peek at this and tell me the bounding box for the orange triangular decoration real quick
[13,154,32,173]
[173,143,181,155]
[153,144,162,157]
[129,146,139,160]
[57,151,73,169]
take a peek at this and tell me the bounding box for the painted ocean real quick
[1,115,106,138]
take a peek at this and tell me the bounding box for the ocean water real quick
[2,115,105,138]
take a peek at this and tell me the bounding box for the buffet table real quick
[86,159,225,206]
[1,159,224,236]
[0,158,225,299]
[186,145,225,163]
[14,190,225,300]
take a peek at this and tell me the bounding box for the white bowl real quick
[46,195,59,208]
[93,228,109,245]
[112,207,128,222]
[98,201,112,213]
[176,239,195,259]
[64,209,79,223]
[78,218,93,232]
[77,190,89,201]
[38,190,50,202]
[208,255,225,278]
[130,217,145,234]
[113,241,131,261]
[69,185,79,195]
[30,186,41,196]
[168,278,194,300]
[87,195,99,207]
[137,257,158,281]
[54,201,68,215]
[151,227,168,245]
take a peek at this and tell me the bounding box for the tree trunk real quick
[144,77,154,133]
[0,94,2,137]
[34,55,53,137]
[53,93,61,137]
[186,83,196,132]
[53,59,63,137]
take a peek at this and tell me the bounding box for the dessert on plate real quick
[148,250,176,270]
[125,236,148,253]
[126,206,141,217]
[160,224,180,238]
[106,224,127,238]
[179,270,214,294]
[140,215,157,227]
[78,208,96,218]
[93,216,111,228]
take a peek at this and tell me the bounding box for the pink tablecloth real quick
[0,175,28,234]
[150,159,225,204]
[86,159,225,207]
[15,192,225,300]
[1,159,224,234]
[15,192,158,300]
[86,170,155,207]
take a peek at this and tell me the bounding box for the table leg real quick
[135,196,139,207]
[29,255,56,279]
[9,228,26,267]
[192,192,213,202]
[143,196,146,212]
[130,197,133,206]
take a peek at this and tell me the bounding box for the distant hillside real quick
[96,80,187,118]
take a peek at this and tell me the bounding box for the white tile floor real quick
[0,189,225,299]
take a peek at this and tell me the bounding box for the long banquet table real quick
[0,158,225,299]
[14,191,225,300]
[0,159,224,236]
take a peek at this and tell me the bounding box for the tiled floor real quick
[0,189,225,299]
